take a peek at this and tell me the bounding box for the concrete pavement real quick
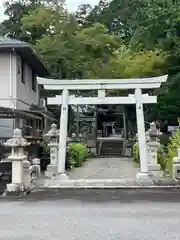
[1,188,180,202]
[0,189,180,239]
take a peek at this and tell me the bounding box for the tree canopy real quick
[1,0,180,123]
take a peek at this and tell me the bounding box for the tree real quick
[0,0,41,41]
[75,4,92,26]
[1,0,178,123]
[84,0,144,39]
[21,3,68,43]
[33,22,121,79]
[0,0,67,42]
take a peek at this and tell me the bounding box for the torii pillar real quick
[57,89,69,179]
[135,88,153,183]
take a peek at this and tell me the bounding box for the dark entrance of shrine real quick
[96,105,124,137]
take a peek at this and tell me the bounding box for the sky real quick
[0,0,99,22]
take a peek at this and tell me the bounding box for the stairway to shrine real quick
[96,138,123,156]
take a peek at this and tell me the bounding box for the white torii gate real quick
[38,75,168,182]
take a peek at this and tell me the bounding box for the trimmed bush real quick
[67,143,89,169]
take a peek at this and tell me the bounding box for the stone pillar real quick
[147,122,162,180]
[58,89,69,178]
[135,89,152,184]
[44,123,59,177]
[3,128,31,193]
[172,149,180,181]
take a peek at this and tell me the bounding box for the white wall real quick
[0,53,16,109]
[16,55,39,110]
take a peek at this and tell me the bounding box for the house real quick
[0,37,56,140]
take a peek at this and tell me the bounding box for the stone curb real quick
[39,178,180,189]
[40,185,180,189]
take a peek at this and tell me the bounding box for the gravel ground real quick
[69,157,139,179]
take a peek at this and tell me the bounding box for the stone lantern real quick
[44,123,59,177]
[3,128,30,193]
[146,122,162,179]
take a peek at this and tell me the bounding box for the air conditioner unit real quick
[40,98,46,108]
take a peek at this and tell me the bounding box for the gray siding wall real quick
[16,54,39,110]
[0,53,16,109]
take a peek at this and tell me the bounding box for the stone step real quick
[101,149,122,152]
[97,142,123,156]
[97,143,123,147]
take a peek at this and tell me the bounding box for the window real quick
[21,60,25,84]
[32,72,36,92]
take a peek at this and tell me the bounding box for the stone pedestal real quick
[147,141,162,180]
[44,124,59,177]
[146,122,162,180]
[7,156,26,193]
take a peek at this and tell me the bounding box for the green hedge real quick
[67,143,89,170]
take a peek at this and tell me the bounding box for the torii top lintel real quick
[37,75,168,90]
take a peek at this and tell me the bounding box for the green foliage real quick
[157,145,167,171]
[132,143,139,164]
[39,140,50,155]
[0,0,41,41]
[108,49,167,78]
[133,122,180,175]
[165,128,180,175]
[132,142,167,171]
[33,22,121,79]
[84,0,180,122]
[67,143,89,169]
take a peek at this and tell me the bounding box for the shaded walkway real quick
[69,157,139,180]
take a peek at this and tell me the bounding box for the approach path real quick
[68,157,139,180]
